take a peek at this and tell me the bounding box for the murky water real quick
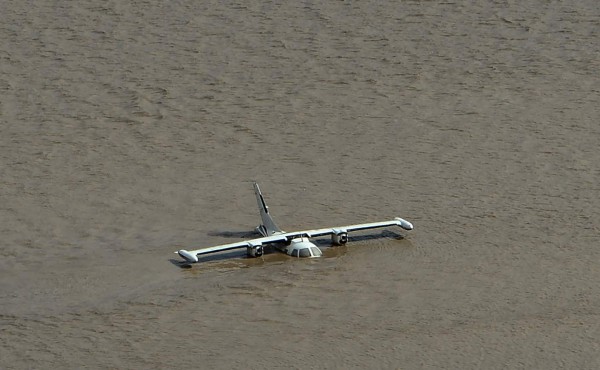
[1,1,599,368]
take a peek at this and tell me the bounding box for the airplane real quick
[175,183,413,264]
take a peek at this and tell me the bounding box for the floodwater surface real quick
[1,1,599,368]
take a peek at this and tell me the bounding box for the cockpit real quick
[291,246,322,258]
[287,237,323,258]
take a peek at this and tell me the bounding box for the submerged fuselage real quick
[275,237,322,258]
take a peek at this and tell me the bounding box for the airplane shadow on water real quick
[169,230,409,270]
[208,230,260,239]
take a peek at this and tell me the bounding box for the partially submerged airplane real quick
[176,183,413,264]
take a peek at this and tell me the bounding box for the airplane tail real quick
[253,182,283,236]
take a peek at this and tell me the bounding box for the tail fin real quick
[253,182,283,236]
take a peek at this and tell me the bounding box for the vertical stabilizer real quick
[253,182,283,236]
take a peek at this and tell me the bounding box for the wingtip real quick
[395,217,414,230]
[177,249,199,263]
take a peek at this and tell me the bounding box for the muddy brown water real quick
[1,1,599,368]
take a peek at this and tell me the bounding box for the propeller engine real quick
[247,244,264,257]
[331,229,348,246]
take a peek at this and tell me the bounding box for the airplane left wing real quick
[297,217,413,238]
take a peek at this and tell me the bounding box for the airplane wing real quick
[176,217,413,263]
[175,233,289,263]
[297,217,413,238]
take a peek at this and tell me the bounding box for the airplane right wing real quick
[175,233,289,263]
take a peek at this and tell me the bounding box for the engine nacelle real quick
[247,245,264,258]
[331,230,348,246]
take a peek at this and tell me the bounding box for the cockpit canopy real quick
[287,237,322,258]
[291,246,322,258]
